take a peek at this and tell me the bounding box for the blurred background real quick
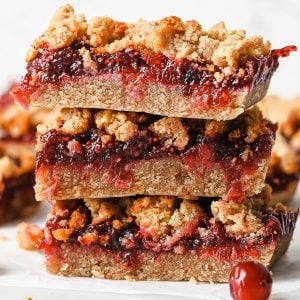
[0,0,299,97]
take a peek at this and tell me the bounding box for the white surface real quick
[0,0,300,97]
[0,191,299,300]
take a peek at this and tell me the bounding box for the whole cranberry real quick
[229,261,272,300]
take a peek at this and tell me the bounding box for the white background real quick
[0,0,299,97]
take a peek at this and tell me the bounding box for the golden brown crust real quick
[44,235,292,282]
[26,4,270,73]
[35,158,269,201]
[27,73,271,120]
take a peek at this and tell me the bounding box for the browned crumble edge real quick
[40,192,298,282]
[26,4,271,68]
[34,107,275,201]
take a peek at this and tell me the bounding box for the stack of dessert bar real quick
[13,5,298,282]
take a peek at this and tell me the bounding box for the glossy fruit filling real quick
[13,44,296,109]
[40,198,297,265]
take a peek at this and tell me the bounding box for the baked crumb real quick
[149,117,189,150]
[128,196,176,241]
[26,4,271,73]
[204,119,226,138]
[60,108,92,135]
[94,110,138,142]
[16,222,44,250]
[211,196,265,236]
[168,200,203,235]
[124,275,136,281]
[189,276,198,284]
[79,47,98,73]
[84,198,121,224]
[26,4,87,61]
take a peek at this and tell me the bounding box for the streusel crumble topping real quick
[27,4,270,73]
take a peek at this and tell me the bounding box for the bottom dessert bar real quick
[40,191,297,282]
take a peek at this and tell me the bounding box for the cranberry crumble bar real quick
[35,106,275,202]
[14,4,297,283]
[40,190,297,282]
[12,5,296,120]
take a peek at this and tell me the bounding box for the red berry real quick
[229,261,272,300]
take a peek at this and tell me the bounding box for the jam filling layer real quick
[14,44,296,109]
[41,198,298,263]
[36,110,276,201]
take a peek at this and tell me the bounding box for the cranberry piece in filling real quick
[229,261,272,300]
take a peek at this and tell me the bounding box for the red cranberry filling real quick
[14,45,296,109]
[40,198,297,259]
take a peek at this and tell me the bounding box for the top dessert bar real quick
[13,5,296,120]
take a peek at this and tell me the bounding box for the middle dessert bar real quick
[35,106,275,201]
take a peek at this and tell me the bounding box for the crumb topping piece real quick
[27,4,271,72]
[128,196,176,241]
[211,195,265,237]
[149,117,189,150]
[60,108,92,135]
[16,222,44,250]
[94,110,141,142]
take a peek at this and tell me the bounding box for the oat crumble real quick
[26,4,271,74]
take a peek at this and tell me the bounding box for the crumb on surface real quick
[16,222,44,250]
[149,117,189,150]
